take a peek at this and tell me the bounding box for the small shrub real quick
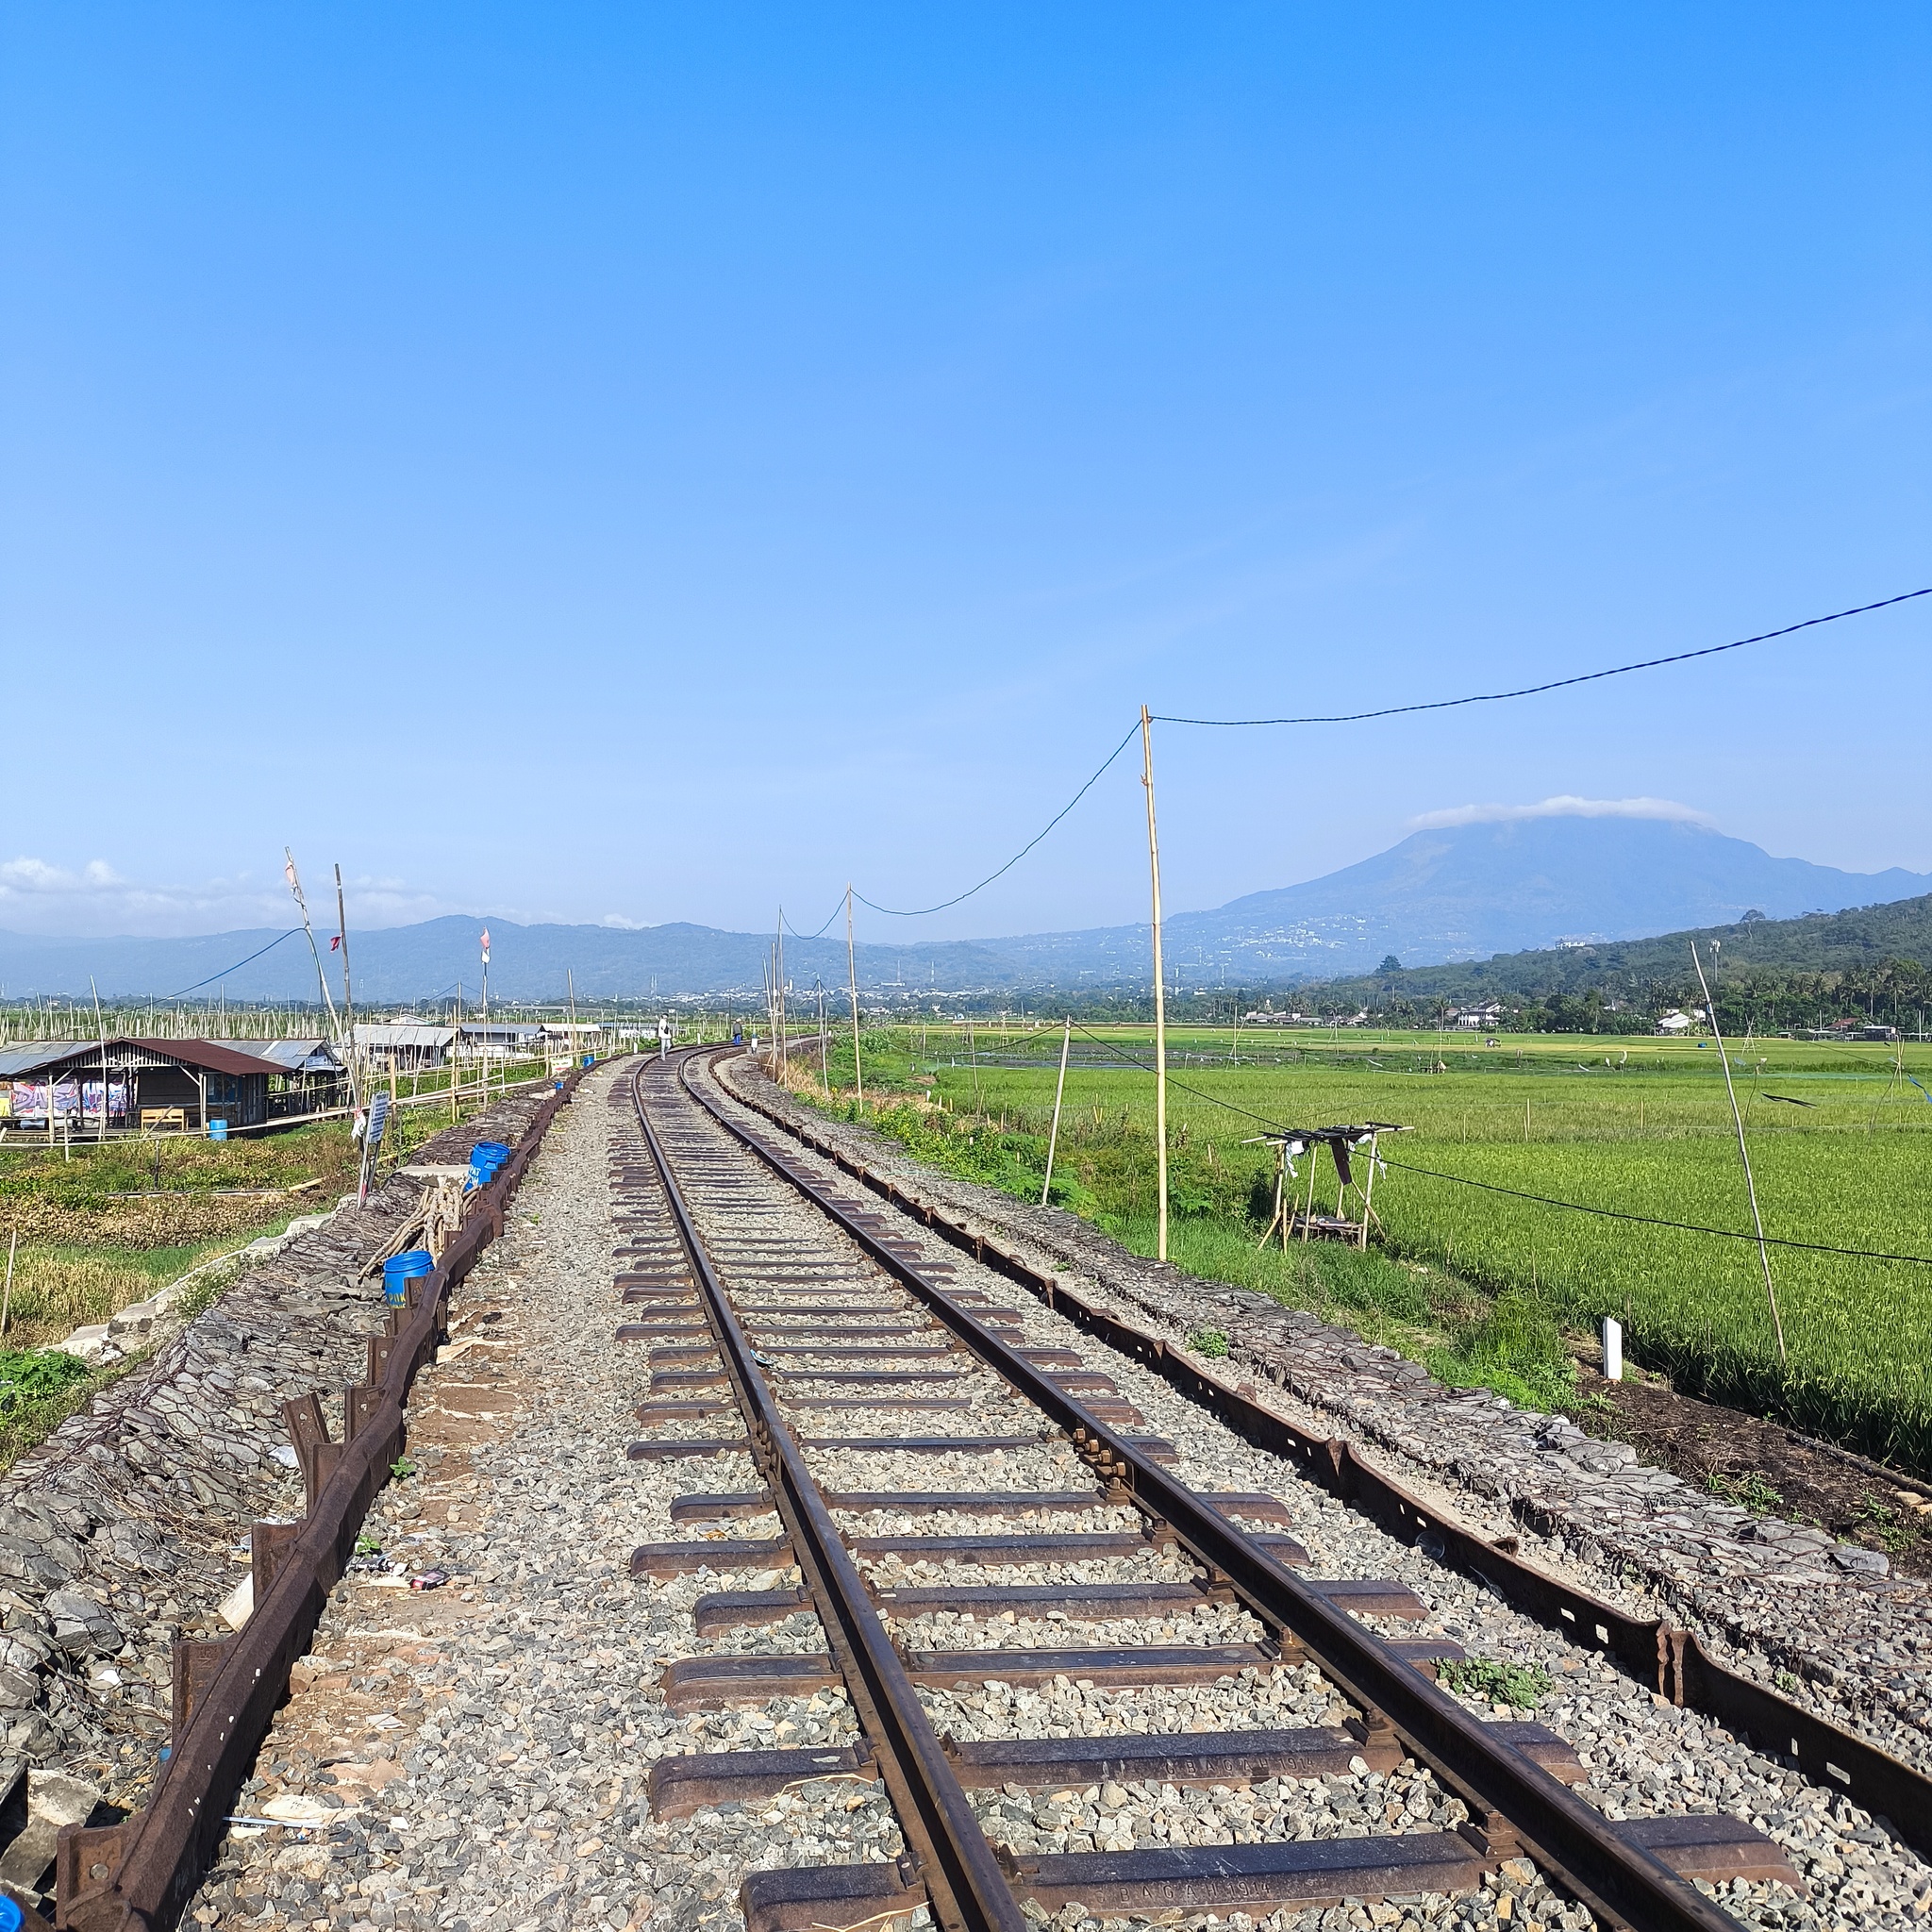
[0,1349,92,1415]
[1706,1469,1782,1514]
[1852,1495,1916,1555]
[1191,1329,1230,1358]
[1435,1657,1554,1709]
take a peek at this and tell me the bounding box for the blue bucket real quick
[383,1249,435,1306]
[207,1119,228,1141]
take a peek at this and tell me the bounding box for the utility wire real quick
[1050,1024,1932,1269]
[824,588,1927,934]
[156,928,305,1001]
[1153,588,1931,726]
[1375,1152,1932,1268]
[853,719,1141,918]
[781,899,847,942]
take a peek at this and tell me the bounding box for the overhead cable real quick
[831,587,1926,927]
[1054,1024,1932,1268]
[157,928,305,1001]
[1152,587,1931,727]
[853,720,1142,918]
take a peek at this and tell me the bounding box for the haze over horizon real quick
[0,794,1924,945]
[3,9,1926,947]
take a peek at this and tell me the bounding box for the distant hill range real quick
[1297,891,1932,1013]
[0,816,1924,1002]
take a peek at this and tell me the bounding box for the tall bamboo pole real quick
[1691,941,1788,1364]
[284,850,341,1049]
[1140,706,1169,1262]
[334,864,361,1110]
[775,911,788,1070]
[1041,1016,1073,1207]
[91,976,108,1144]
[845,886,864,1106]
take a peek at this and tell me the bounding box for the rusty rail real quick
[683,1049,1754,1932]
[630,1058,1027,1932]
[708,1046,1932,1867]
[52,1061,612,1932]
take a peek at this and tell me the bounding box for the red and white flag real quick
[480,927,491,964]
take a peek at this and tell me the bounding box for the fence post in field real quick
[1691,940,1788,1365]
[1140,705,1169,1264]
[1041,1017,1073,1207]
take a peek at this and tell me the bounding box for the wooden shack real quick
[0,1039,284,1135]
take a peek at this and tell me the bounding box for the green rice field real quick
[810,1024,1932,1470]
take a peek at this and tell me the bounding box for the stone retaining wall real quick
[0,1090,557,1893]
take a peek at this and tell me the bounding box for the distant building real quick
[1454,1002,1507,1029]
[461,1023,545,1060]
[354,1023,456,1071]
[1655,1011,1694,1034]
[250,1038,349,1116]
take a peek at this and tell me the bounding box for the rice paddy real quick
[814,1024,1932,1471]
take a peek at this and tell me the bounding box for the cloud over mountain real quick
[1409,796,1715,830]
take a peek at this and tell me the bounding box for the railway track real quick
[620,1047,1811,1932]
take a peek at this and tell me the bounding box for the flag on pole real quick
[480,927,491,964]
[329,935,341,951]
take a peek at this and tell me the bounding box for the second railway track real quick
[618,1047,1844,1932]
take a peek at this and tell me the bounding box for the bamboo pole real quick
[1357,1132,1379,1249]
[1041,1016,1073,1207]
[845,886,864,1106]
[334,864,361,1111]
[284,850,342,1054]
[1691,941,1788,1365]
[1140,706,1169,1262]
[1,1229,15,1338]
[91,976,108,1144]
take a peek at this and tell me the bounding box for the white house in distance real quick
[1655,1008,1707,1035]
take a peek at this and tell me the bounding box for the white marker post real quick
[1602,1316,1624,1383]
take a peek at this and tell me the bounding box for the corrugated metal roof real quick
[132,1039,290,1076]
[0,1041,91,1078]
[248,1039,343,1074]
[354,1023,454,1049]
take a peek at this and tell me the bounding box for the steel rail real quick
[677,1047,1744,1932]
[628,1058,1027,1932]
[732,1042,1932,1868]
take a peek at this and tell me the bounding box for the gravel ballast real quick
[175,1056,1931,1932]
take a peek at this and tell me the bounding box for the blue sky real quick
[2,6,1926,941]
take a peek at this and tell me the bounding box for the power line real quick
[808,586,1927,951]
[156,928,305,1001]
[1058,1024,1932,1269]
[781,900,846,942]
[1376,1151,1932,1268]
[854,720,1141,918]
[1153,587,1931,726]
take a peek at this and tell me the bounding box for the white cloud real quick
[1409,795,1716,831]
[0,857,454,938]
